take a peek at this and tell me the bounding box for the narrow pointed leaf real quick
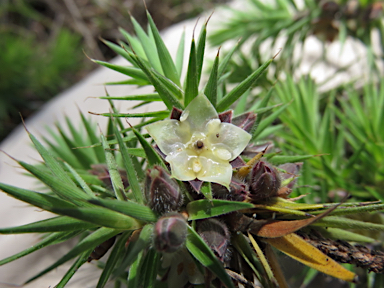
[95,110,169,119]
[113,224,153,277]
[64,162,95,198]
[27,131,75,186]
[186,226,235,288]
[218,41,239,77]
[314,216,384,231]
[265,233,357,282]
[52,206,141,230]
[187,199,253,220]
[64,116,87,146]
[89,198,157,222]
[231,232,264,282]
[0,216,96,234]
[263,243,290,288]
[217,59,272,112]
[315,227,375,243]
[196,20,207,84]
[112,118,144,204]
[252,102,289,140]
[311,203,384,216]
[16,160,93,206]
[101,39,136,63]
[100,132,126,201]
[131,126,167,169]
[96,231,132,288]
[127,249,143,288]
[118,28,146,60]
[204,49,219,107]
[43,136,81,169]
[130,16,163,73]
[98,93,161,101]
[55,249,92,288]
[0,231,80,265]
[131,53,183,110]
[268,154,317,165]
[248,233,277,285]
[140,248,160,288]
[265,198,325,211]
[154,70,184,99]
[176,30,185,77]
[80,112,105,163]
[0,183,81,214]
[25,227,121,284]
[200,182,212,200]
[146,11,180,87]
[58,128,95,168]
[92,60,148,82]
[252,203,340,238]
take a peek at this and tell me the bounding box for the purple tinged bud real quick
[89,164,129,190]
[248,161,281,202]
[212,180,248,202]
[170,107,183,120]
[241,143,272,158]
[145,166,183,215]
[279,163,302,189]
[197,219,230,262]
[231,112,257,132]
[218,110,233,123]
[153,213,187,253]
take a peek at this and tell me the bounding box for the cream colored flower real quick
[145,94,251,188]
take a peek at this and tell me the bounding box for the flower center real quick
[195,140,204,149]
[192,158,202,173]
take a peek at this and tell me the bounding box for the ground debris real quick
[298,230,384,273]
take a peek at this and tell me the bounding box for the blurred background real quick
[0,0,226,141]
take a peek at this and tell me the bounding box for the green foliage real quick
[0,30,82,139]
[209,0,384,77]
[1,7,384,288]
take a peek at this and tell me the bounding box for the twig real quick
[298,230,384,273]
[63,0,105,60]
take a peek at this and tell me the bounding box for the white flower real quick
[145,94,251,188]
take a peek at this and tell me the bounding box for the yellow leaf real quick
[264,233,357,283]
[235,150,265,179]
[248,232,277,284]
[264,243,290,288]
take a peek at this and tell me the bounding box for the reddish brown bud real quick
[197,219,230,262]
[89,164,129,189]
[218,110,233,123]
[88,236,116,262]
[153,213,187,253]
[212,179,248,202]
[279,162,302,189]
[231,112,257,132]
[145,166,183,215]
[248,161,281,202]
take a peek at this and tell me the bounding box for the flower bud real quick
[279,163,302,189]
[248,161,281,202]
[145,166,183,215]
[197,219,230,262]
[212,180,248,202]
[89,164,129,189]
[87,236,116,262]
[153,213,187,253]
[231,112,257,132]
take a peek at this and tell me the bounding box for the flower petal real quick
[207,121,251,160]
[181,94,219,132]
[165,150,197,181]
[145,119,191,155]
[196,151,233,188]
